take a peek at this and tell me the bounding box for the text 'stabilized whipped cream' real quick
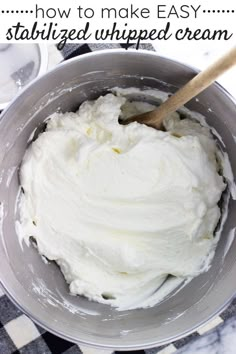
[19,88,228,310]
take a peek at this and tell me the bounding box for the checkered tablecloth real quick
[1,43,236,354]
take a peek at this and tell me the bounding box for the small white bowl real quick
[0,44,48,111]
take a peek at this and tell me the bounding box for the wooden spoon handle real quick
[133,46,236,128]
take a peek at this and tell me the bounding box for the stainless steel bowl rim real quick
[1,276,236,350]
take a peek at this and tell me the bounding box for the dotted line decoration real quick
[1,9,234,14]
[203,9,235,13]
[1,10,34,14]
[1,8,234,14]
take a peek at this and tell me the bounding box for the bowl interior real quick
[0,50,236,350]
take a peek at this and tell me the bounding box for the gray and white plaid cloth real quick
[0,43,236,354]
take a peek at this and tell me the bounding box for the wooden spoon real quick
[123,46,236,129]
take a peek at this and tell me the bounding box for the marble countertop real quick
[176,315,236,354]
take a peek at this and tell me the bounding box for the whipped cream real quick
[19,89,227,310]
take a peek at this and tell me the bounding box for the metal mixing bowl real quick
[0,49,236,350]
